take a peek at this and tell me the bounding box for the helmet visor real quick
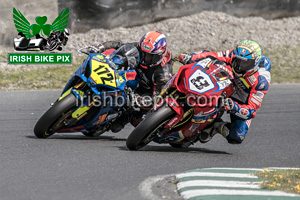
[140,51,162,67]
[233,55,255,73]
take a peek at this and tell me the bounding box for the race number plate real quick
[188,69,215,94]
[90,59,117,88]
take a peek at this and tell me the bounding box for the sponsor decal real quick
[252,93,262,102]
[192,118,203,123]
[218,79,231,90]
[255,91,265,99]
[167,117,179,127]
[189,123,199,132]
[251,97,260,106]
[240,108,249,116]
[248,75,257,85]
[203,108,216,115]
[240,49,246,55]
[235,112,248,119]
[196,58,212,68]
[93,55,107,63]
[142,44,152,51]
[196,111,203,116]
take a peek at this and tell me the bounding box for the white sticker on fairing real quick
[189,69,215,94]
[217,79,231,90]
[196,58,212,68]
[189,123,199,132]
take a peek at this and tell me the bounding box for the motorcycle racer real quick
[89,31,173,132]
[179,40,271,144]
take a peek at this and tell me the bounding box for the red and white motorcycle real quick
[126,57,235,150]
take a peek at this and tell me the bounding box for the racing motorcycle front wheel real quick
[126,105,176,150]
[34,93,77,138]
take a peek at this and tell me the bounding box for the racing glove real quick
[224,98,238,112]
[178,53,192,64]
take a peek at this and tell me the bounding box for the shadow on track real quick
[26,135,127,141]
[118,145,230,155]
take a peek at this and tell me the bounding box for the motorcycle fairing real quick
[56,52,139,133]
[152,60,235,143]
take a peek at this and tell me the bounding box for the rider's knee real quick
[226,124,248,144]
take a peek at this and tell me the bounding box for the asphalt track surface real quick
[0,84,300,200]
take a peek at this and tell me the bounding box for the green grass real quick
[0,44,299,90]
[0,56,85,90]
[0,65,77,90]
[0,51,7,63]
[255,169,300,195]
[264,45,300,83]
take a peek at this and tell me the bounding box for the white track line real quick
[177,172,258,178]
[200,168,263,171]
[177,180,260,190]
[181,189,300,199]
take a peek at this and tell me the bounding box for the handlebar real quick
[172,56,196,65]
[78,46,91,55]
[78,46,100,55]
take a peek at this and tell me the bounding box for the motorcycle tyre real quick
[34,94,77,138]
[126,105,175,150]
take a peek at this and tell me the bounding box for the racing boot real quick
[110,114,132,133]
[199,118,230,143]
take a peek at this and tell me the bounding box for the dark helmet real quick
[110,44,140,71]
[232,40,262,75]
[138,31,167,67]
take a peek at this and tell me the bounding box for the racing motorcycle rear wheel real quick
[34,94,77,138]
[126,105,176,150]
[48,40,58,51]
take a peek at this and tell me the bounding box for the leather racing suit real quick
[100,41,173,128]
[188,49,271,144]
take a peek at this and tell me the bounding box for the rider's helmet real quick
[232,40,262,75]
[64,28,70,36]
[64,28,70,37]
[110,44,140,70]
[138,31,167,67]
